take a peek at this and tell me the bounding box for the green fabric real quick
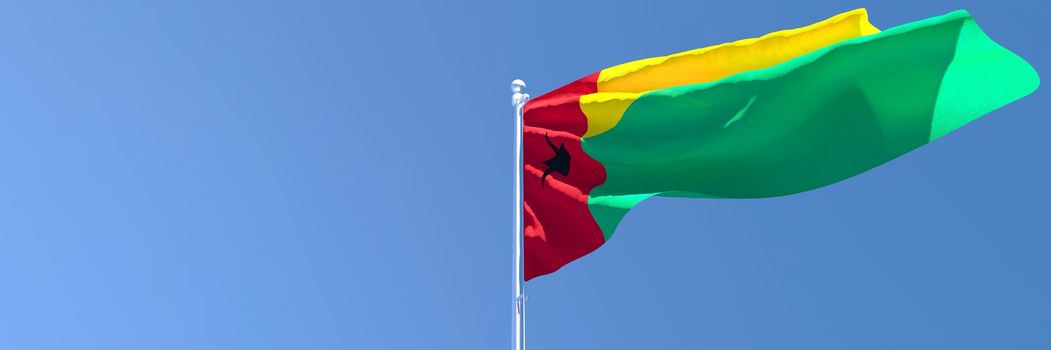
[588,193,655,240]
[930,18,1041,140]
[583,11,1038,239]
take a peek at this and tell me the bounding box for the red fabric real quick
[522,72,608,281]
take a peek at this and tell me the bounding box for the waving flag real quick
[522,9,1039,280]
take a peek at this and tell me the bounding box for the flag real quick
[522,9,1039,281]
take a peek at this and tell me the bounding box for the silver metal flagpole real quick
[511,79,529,350]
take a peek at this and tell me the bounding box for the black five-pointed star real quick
[541,133,570,187]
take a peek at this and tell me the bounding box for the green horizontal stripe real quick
[584,10,1038,238]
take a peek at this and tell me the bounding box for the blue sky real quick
[0,0,1047,349]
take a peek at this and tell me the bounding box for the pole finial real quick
[511,79,529,109]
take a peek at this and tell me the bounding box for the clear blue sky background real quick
[0,0,1047,349]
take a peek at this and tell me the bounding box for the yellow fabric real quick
[581,8,880,139]
[580,93,642,138]
[596,8,880,94]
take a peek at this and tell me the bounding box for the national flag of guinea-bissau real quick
[523,9,1038,281]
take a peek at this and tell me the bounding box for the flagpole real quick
[511,79,529,350]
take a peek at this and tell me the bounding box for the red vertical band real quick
[522,72,608,281]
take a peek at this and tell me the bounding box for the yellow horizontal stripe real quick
[582,8,881,138]
[597,8,880,93]
[580,92,641,138]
